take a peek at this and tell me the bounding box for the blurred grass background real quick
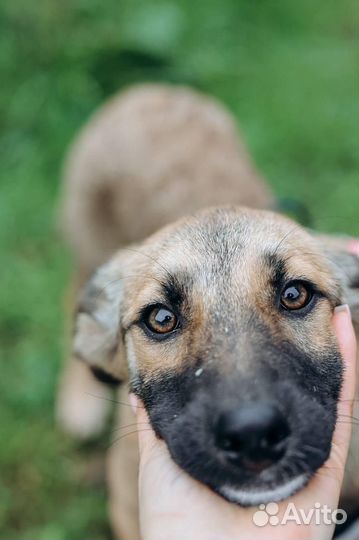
[0,0,357,538]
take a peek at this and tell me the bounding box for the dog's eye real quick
[280,282,311,311]
[144,305,178,334]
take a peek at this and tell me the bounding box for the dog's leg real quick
[107,385,140,539]
[56,268,113,439]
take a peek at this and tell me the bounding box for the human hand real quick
[134,304,357,540]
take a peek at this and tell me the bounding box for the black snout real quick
[215,402,290,472]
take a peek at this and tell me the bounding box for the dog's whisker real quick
[314,470,341,482]
[337,417,359,423]
[93,274,166,299]
[108,429,153,448]
[111,422,150,433]
[336,420,359,427]
[319,462,343,472]
[337,413,359,421]
[84,392,144,408]
[329,442,349,464]
[272,225,301,257]
[122,246,175,282]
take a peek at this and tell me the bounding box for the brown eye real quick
[280,282,311,311]
[145,305,178,334]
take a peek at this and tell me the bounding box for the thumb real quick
[324,304,357,479]
[129,394,163,462]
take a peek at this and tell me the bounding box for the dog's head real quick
[74,206,358,505]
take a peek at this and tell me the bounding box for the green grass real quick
[0,1,357,538]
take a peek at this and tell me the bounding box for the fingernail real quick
[347,239,359,256]
[129,393,138,415]
[334,304,351,316]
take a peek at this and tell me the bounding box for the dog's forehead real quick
[122,207,337,318]
[150,208,329,287]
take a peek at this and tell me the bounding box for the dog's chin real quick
[217,473,310,506]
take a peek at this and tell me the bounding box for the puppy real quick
[57,84,358,539]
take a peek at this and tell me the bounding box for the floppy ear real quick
[73,257,128,384]
[314,233,359,323]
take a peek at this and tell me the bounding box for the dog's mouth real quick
[218,473,310,506]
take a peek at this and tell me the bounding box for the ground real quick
[0,1,357,538]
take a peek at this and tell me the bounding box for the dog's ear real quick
[314,233,359,322]
[73,257,128,384]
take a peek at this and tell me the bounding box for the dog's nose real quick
[215,402,290,472]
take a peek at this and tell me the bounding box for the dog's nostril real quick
[266,424,288,447]
[215,402,290,470]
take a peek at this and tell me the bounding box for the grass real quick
[0,1,357,538]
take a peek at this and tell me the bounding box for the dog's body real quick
[57,85,358,539]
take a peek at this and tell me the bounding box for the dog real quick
[56,84,358,539]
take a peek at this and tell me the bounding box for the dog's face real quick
[75,207,358,505]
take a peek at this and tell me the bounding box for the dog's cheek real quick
[135,363,216,445]
[279,339,343,406]
[277,382,337,472]
[148,386,233,488]
[135,369,192,438]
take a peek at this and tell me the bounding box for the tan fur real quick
[57,85,358,539]
[59,84,273,270]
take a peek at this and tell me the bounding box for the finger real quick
[333,304,357,414]
[129,394,163,460]
[324,305,357,478]
[346,239,359,256]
